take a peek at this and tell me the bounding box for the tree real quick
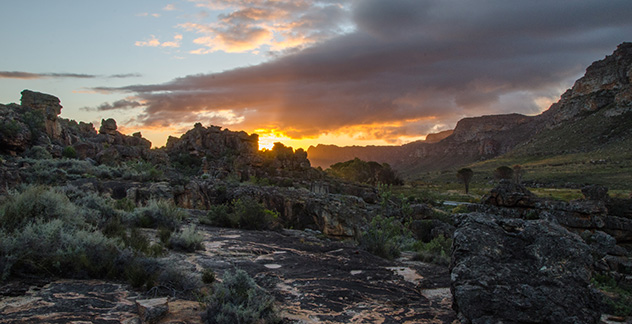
[513,165,523,183]
[494,166,514,181]
[456,168,474,194]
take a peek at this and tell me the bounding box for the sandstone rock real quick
[135,297,169,324]
[451,213,602,324]
[20,89,62,139]
[100,118,118,135]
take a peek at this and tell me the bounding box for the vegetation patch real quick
[202,268,279,324]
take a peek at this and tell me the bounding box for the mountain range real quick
[308,42,632,185]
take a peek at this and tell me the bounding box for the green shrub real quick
[157,226,173,244]
[360,215,410,260]
[114,198,136,212]
[131,199,185,230]
[0,120,21,138]
[413,236,452,265]
[168,224,204,252]
[592,273,632,316]
[233,197,279,230]
[124,259,158,289]
[202,268,216,284]
[202,204,233,227]
[203,269,279,324]
[62,146,78,159]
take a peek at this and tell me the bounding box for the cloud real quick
[182,0,351,54]
[98,0,632,143]
[135,34,182,48]
[0,71,141,79]
[163,4,176,11]
[137,12,161,18]
[82,99,143,111]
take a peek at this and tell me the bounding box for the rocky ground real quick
[0,225,457,324]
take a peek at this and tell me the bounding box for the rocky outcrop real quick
[480,182,632,244]
[451,213,602,324]
[20,89,62,139]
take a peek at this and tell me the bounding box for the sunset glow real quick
[1,1,630,152]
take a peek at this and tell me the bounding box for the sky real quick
[1,1,631,150]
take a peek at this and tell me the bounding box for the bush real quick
[157,266,202,298]
[0,219,122,280]
[131,199,185,230]
[0,186,83,233]
[62,146,78,159]
[202,268,216,284]
[233,197,279,230]
[203,269,279,324]
[202,204,233,227]
[412,236,452,265]
[592,273,632,316]
[360,215,410,260]
[25,146,52,160]
[168,224,204,252]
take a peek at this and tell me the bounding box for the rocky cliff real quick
[308,42,632,176]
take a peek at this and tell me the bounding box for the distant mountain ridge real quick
[308,42,632,176]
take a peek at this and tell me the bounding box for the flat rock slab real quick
[187,226,457,323]
[0,226,457,323]
[136,297,169,324]
[0,280,139,324]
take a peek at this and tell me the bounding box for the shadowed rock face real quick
[0,226,457,323]
[451,213,602,324]
[0,280,139,324]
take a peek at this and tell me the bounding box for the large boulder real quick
[20,89,62,139]
[451,213,602,324]
[482,180,539,208]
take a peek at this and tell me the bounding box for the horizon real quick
[1,1,631,150]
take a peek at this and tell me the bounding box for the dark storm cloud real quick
[98,0,632,140]
[0,71,142,80]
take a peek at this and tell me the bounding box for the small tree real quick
[494,166,514,181]
[513,165,523,183]
[456,168,474,194]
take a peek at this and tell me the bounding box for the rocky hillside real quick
[308,42,632,181]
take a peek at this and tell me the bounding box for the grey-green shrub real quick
[130,199,185,230]
[203,269,279,324]
[168,224,204,252]
[0,186,83,232]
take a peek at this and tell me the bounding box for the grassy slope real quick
[407,108,632,193]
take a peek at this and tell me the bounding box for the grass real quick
[591,273,632,317]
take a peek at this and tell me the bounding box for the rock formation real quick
[451,212,602,324]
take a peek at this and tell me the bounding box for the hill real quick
[307,42,632,189]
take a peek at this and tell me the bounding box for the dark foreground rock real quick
[451,213,602,324]
[1,226,457,323]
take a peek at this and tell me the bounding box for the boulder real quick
[582,184,609,201]
[482,180,539,208]
[451,213,602,324]
[136,297,169,324]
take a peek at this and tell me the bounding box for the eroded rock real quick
[451,213,602,324]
